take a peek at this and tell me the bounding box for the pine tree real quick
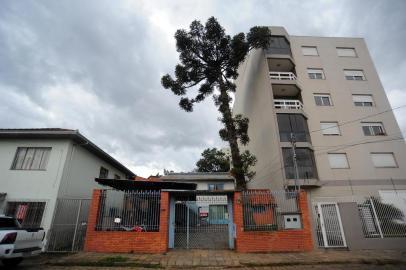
[162,17,270,189]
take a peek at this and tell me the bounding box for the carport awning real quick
[95,178,197,191]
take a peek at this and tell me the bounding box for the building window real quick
[268,36,291,55]
[328,153,349,169]
[314,94,332,106]
[11,147,51,170]
[353,94,374,107]
[307,68,325,79]
[277,114,311,142]
[99,167,109,178]
[362,122,386,136]
[337,47,357,57]
[114,174,121,179]
[371,153,397,168]
[302,46,318,56]
[5,201,45,228]
[321,122,341,135]
[282,148,318,179]
[208,183,224,191]
[344,69,366,80]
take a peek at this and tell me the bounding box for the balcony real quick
[274,99,303,110]
[270,72,301,97]
[270,72,297,80]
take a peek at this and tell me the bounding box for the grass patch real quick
[49,256,161,268]
[98,256,129,264]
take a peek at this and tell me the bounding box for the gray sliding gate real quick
[46,198,91,252]
[170,194,234,249]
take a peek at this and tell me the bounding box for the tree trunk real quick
[218,81,246,190]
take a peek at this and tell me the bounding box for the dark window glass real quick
[282,148,318,179]
[362,126,372,136]
[99,167,109,178]
[267,36,291,55]
[5,202,45,228]
[277,114,310,142]
[322,97,331,106]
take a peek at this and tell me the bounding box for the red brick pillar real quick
[158,191,169,253]
[298,190,313,251]
[233,192,243,251]
[84,189,102,252]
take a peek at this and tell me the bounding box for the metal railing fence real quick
[96,190,161,232]
[358,197,406,238]
[274,99,304,110]
[269,72,297,80]
[242,190,300,231]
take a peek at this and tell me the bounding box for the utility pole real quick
[290,133,300,191]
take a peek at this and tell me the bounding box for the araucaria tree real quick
[162,17,270,190]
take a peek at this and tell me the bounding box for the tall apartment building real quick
[233,27,406,249]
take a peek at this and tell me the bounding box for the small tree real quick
[162,17,270,189]
[196,148,230,172]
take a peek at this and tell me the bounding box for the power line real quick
[309,104,406,134]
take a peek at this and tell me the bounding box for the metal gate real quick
[314,202,346,248]
[171,194,232,249]
[46,198,91,252]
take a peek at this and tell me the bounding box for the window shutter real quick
[337,48,356,57]
[344,70,365,77]
[321,122,340,135]
[352,95,373,103]
[371,153,396,167]
[302,46,318,56]
[328,154,349,168]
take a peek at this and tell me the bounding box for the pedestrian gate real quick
[314,202,347,248]
[46,198,91,252]
[169,194,234,249]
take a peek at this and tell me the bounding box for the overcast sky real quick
[1,0,405,177]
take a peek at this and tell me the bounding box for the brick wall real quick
[84,190,169,253]
[233,190,313,252]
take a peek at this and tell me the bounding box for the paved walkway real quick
[39,249,406,268]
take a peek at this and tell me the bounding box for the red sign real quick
[16,204,28,220]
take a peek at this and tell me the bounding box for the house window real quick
[302,46,318,56]
[277,114,311,142]
[268,36,291,55]
[99,167,109,178]
[337,47,357,57]
[114,174,121,179]
[321,122,341,135]
[282,148,318,179]
[362,122,386,136]
[11,147,51,170]
[307,68,325,79]
[371,153,397,168]
[208,183,224,191]
[328,153,349,169]
[314,94,332,106]
[344,69,366,80]
[5,201,45,228]
[353,95,374,107]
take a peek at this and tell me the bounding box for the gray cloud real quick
[0,0,405,176]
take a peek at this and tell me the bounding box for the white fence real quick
[274,99,304,110]
[269,72,297,80]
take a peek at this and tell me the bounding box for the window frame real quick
[99,166,109,178]
[370,152,398,168]
[307,68,325,80]
[353,94,374,107]
[344,69,366,81]
[336,47,357,57]
[314,94,333,106]
[208,183,225,191]
[320,122,341,135]
[328,153,350,169]
[11,147,52,171]
[361,122,386,136]
[301,46,319,56]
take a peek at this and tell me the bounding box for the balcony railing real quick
[270,72,297,80]
[274,99,303,110]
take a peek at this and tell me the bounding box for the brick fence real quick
[233,190,313,252]
[84,189,169,253]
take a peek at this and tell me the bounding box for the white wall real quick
[57,142,127,199]
[0,139,70,232]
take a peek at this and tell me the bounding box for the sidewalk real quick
[44,249,406,268]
